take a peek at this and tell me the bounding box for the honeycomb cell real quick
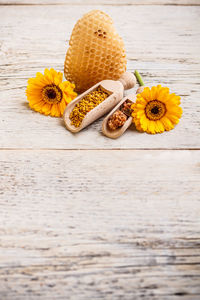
[64,10,127,93]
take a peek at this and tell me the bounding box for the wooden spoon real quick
[63,72,136,133]
[102,94,136,139]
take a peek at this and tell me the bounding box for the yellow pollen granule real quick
[70,87,109,127]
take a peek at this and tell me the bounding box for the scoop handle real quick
[118,72,136,90]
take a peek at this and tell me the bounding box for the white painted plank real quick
[0,5,200,149]
[0,150,200,299]
[1,0,200,5]
[0,2,200,299]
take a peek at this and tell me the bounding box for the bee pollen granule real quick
[70,87,109,127]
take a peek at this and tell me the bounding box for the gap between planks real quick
[0,148,200,151]
[1,0,200,6]
[1,3,200,6]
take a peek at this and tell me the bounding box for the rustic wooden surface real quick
[0,0,200,299]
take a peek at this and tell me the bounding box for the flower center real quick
[42,84,63,104]
[47,89,56,99]
[145,100,166,121]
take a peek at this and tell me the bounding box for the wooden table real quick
[1,0,200,299]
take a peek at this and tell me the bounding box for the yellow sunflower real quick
[26,68,77,117]
[131,85,182,134]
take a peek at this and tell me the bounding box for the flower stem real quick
[134,70,145,86]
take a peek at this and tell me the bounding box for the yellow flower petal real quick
[156,120,165,133]
[134,117,143,132]
[136,110,145,118]
[30,100,45,110]
[162,116,174,131]
[132,84,182,134]
[150,86,157,100]
[140,115,148,131]
[142,87,151,101]
[169,94,181,105]
[50,104,57,117]
[26,68,77,117]
[147,120,156,134]
[165,113,180,124]
[41,103,52,115]
[59,100,67,115]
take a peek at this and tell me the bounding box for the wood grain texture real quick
[0,4,200,149]
[1,1,200,299]
[0,150,200,299]
[1,0,200,6]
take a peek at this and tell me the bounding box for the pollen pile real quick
[70,87,109,127]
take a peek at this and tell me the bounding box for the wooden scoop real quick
[63,72,136,133]
[102,94,136,139]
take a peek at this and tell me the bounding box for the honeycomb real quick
[64,10,127,93]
